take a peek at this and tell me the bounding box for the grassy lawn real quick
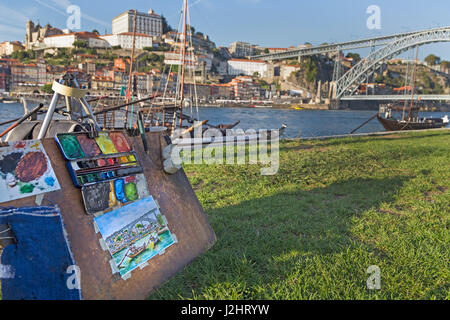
[149,130,450,300]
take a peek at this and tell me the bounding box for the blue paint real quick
[45,177,56,187]
[114,179,127,203]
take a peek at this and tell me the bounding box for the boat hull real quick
[377,116,447,131]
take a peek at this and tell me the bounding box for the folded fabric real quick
[0,206,81,300]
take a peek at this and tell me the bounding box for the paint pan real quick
[109,132,132,153]
[57,134,85,160]
[76,134,102,157]
[114,179,127,204]
[95,132,118,155]
[124,176,138,202]
[81,182,111,215]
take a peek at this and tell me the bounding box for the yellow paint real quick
[95,132,118,155]
[108,181,118,207]
[119,156,129,164]
[30,141,41,149]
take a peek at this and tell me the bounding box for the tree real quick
[424,54,441,66]
[42,83,53,94]
[440,60,450,69]
[161,15,172,34]
[73,40,88,49]
[302,57,318,83]
[92,29,99,35]
[11,50,35,61]
[346,53,361,63]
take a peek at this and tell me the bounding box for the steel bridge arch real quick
[335,27,450,99]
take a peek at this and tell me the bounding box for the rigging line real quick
[186,8,200,120]
[187,10,194,118]
[144,8,184,125]
[402,48,413,120]
[409,46,420,120]
[178,0,190,129]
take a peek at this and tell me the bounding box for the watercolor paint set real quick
[55,131,132,161]
[81,174,149,215]
[54,130,151,215]
[66,152,143,188]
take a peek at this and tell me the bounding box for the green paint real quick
[20,184,35,194]
[124,183,138,201]
[59,135,85,159]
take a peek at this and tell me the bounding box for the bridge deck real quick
[340,95,450,101]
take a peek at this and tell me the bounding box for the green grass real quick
[149,130,450,300]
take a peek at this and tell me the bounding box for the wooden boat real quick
[377,114,449,131]
[123,233,160,261]
[377,47,449,132]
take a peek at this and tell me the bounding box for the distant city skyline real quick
[0,0,449,60]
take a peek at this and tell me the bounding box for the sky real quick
[0,0,448,60]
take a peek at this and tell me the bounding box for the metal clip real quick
[87,123,99,139]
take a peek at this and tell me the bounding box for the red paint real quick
[14,142,26,149]
[124,176,137,184]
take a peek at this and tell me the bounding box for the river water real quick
[1,102,449,138]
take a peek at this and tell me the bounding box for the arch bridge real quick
[252,27,450,101]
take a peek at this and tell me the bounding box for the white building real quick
[100,33,153,50]
[112,9,163,38]
[280,64,300,80]
[164,51,197,69]
[0,41,25,56]
[43,32,110,49]
[229,42,255,58]
[227,59,268,77]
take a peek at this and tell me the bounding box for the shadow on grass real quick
[151,175,412,299]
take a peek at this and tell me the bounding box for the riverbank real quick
[150,130,450,300]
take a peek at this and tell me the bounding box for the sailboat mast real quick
[408,46,419,119]
[178,0,189,129]
[125,9,138,126]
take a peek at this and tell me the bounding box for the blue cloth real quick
[0,206,81,300]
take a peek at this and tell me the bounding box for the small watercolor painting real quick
[94,196,175,277]
[0,140,61,203]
